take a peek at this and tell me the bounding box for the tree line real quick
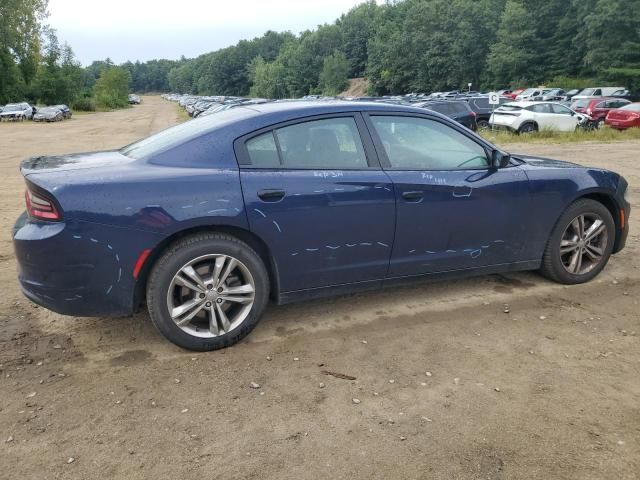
[178,0,640,97]
[2,0,639,107]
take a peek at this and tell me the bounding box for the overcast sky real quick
[47,0,370,65]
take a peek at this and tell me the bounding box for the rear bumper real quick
[489,115,519,131]
[13,212,160,317]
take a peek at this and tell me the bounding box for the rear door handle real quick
[257,189,285,202]
[402,190,423,202]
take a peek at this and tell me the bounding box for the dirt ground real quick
[1,96,639,480]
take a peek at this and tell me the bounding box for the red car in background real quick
[605,103,640,129]
[572,97,631,127]
[505,88,526,100]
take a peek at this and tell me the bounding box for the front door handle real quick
[257,189,285,202]
[452,186,472,198]
[402,190,423,202]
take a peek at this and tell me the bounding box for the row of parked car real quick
[489,94,640,133]
[0,102,72,122]
[500,86,635,103]
[165,87,640,134]
[162,93,269,118]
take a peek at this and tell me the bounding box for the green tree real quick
[0,0,48,103]
[94,66,130,108]
[318,51,350,95]
[277,24,343,96]
[29,29,83,105]
[248,56,288,98]
[577,0,640,80]
[485,0,538,87]
[337,1,378,77]
[168,62,195,93]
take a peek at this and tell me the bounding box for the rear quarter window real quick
[121,108,253,160]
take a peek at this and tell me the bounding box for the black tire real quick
[477,119,490,130]
[518,122,538,134]
[540,199,615,284]
[146,233,270,351]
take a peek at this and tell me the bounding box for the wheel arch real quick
[577,191,625,253]
[133,224,280,311]
[518,120,538,132]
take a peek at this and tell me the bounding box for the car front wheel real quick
[540,199,615,284]
[146,233,270,351]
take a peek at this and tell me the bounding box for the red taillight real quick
[25,189,61,221]
[470,111,477,117]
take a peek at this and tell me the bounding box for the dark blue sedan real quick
[13,101,630,350]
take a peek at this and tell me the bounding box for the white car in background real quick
[515,88,543,101]
[489,101,582,133]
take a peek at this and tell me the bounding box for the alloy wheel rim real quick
[167,254,255,338]
[560,213,608,275]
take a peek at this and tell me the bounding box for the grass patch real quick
[176,106,190,123]
[480,126,640,146]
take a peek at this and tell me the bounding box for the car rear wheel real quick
[477,119,490,130]
[540,199,614,284]
[146,233,269,351]
[518,122,537,134]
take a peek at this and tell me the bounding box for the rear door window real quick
[245,117,369,169]
[449,103,468,113]
[425,103,450,115]
[550,104,573,115]
[530,104,553,113]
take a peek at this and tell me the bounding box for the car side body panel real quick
[12,102,630,317]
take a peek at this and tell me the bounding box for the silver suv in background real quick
[0,102,34,121]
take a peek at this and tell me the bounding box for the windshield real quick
[580,89,596,96]
[620,103,640,112]
[121,107,254,159]
[571,99,591,108]
[519,88,537,95]
[3,105,23,112]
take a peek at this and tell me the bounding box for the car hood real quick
[21,150,135,176]
[514,154,581,168]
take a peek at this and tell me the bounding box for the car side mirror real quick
[491,150,511,169]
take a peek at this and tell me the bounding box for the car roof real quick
[589,97,629,103]
[501,101,557,107]
[239,100,430,116]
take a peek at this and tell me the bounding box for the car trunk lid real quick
[607,109,638,120]
[20,150,134,177]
